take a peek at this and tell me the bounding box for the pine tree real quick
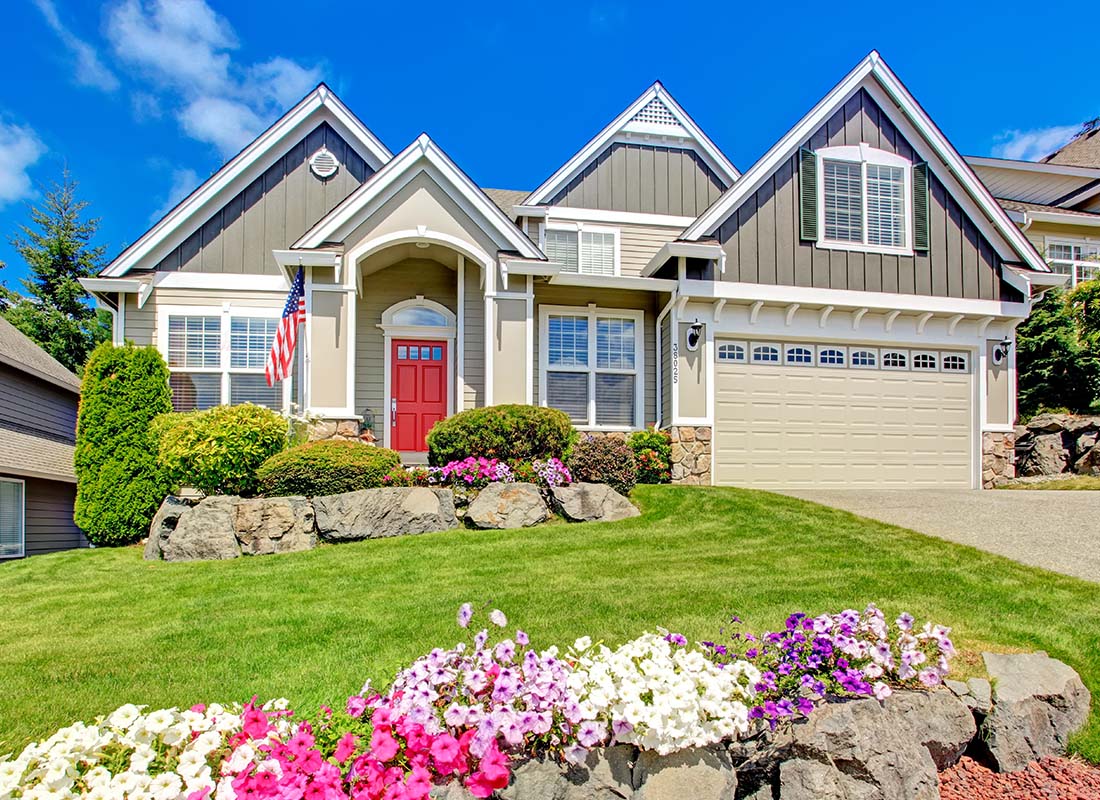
[0,170,111,373]
[1016,289,1100,416]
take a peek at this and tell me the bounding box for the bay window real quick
[544,225,619,276]
[540,306,643,429]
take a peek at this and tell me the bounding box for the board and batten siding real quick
[715,89,1021,302]
[532,284,659,427]
[659,314,672,424]
[19,476,85,556]
[550,142,727,217]
[0,363,77,443]
[154,122,372,276]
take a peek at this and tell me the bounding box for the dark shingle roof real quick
[1042,128,1100,169]
[0,426,75,482]
[0,317,81,393]
[482,189,530,218]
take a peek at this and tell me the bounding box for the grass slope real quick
[2,486,1098,760]
[1002,476,1100,490]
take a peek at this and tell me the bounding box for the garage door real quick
[714,341,973,489]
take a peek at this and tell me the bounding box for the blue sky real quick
[0,0,1095,286]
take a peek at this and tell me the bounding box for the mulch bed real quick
[939,756,1100,799]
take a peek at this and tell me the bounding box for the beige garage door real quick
[714,341,973,489]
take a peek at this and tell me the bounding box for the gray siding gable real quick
[715,89,1022,302]
[549,142,727,217]
[155,122,373,275]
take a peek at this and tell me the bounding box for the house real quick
[0,317,86,558]
[80,52,1061,491]
[968,127,1100,289]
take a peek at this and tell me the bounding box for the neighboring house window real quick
[541,306,642,428]
[544,226,618,276]
[1046,240,1100,288]
[0,478,24,559]
[717,343,746,362]
[816,145,913,255]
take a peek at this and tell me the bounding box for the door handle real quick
[391,398,397,427]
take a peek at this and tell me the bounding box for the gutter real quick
[654,289,678,429]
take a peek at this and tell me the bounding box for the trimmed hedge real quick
[257,441,401,497]
[628,427,672,484]
[153,404,289,496]
[425,405,575,466]
[74,342,173,547]
[568,436,637,497]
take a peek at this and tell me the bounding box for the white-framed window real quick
[544,224,620,276]
[717,342,746,362]
[818,144,912,255]
[818,346,847,367]
[540,305,643,429]
[881,350,909,370]
[850,349,878,369]
[1046,239,1100,288]
[941,353,969,372]
[0,478,24,559]
[912,351,939,371]
[751,343,781,364]
[785,344,814,365]
[161,306,290,413]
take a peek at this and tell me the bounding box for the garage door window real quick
[785,345,814,365]
[752,344,780,363]
[942,354,969,372]
[818,347,847,367]
[851,349,878,368]
[718,343,745,362]
[718,341,971,375]
[882,350,908,370]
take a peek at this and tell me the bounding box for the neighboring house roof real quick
[966,156,1100,209]
[483,188,529,218]
[100,84,393,278]
[0,426,76,483]
[1042,126,1100,168]
[522,81,740,207]
[996,198,1100,220]
[0,317,81,394]
[683,51,1051,275]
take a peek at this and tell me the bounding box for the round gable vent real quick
[309,146,339,179]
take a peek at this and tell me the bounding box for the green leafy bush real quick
[628,427,672,484]
[1016,289,1100,416]
[75,342,172,546]
[257,441,401,497]
[425,404,576,466]
[153,404,289,496]
[568,435,637,497]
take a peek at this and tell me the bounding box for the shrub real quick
[1016,289,1100,416]
[74,342,173,547]
[628,427,672,484]
[568,435,637,496]
[426,404,575,466]
[152,404,289,496]
[256,441,401,497]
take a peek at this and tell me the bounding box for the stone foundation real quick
[668,426,712,485]
[306,419,376,444]
[982,431,1015,489]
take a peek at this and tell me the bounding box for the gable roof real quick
[294,135,545,260]
[1042,125,1100,169]
[0,317,81,393]
[522,81,740,207]
[684,52,1051,275]
[101,84,393,278]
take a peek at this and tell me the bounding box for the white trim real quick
[641,240,725,277]
[344,229,495,297]
[965,155,1100,180]
[541,206,697,228]
[551,272,676,292]
[152,272,290,291]
[0,477,25,560]
[380,296,457,328]
[116,294,126,346]
[525,275,534,404]
[816,144,914,257]
[916,312,934,334]
[303,269,313,411]
[884,310,901,332]
[78,277,143,294]
[484,258,495,406]
[456,255,466,411]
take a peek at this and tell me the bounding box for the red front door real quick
[391,339,447,451]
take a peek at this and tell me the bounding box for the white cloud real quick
[150,167,199,222]
[178,97,264,158]
[991,125,1080,162]
[0,122,47,207]
[33,0,120,92]
[130,91,162,121]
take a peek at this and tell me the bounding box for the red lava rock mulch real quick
[939,755,1100,800]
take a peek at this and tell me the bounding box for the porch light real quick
[415,240,430,249]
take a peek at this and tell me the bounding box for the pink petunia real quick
[346,695,367,718]
[369,727,400,762]
[335,732,359,764]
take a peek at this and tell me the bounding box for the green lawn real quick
[1002,476,1100,490]
[2,486,1099,762]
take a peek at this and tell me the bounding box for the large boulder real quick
[979,652,1091,772]
[234,496,316,555]
[779,758,879,800]
[161,495,242,562]
[1075,443,1100,476]
[1020,433,1070,476]
[144,496,193,560]
[466,483,548,529]
[633,746,736,800]
[551,483,641,523]
[1026,413,1073,433]
[313,487,458,540]
[1063,415,1100,435]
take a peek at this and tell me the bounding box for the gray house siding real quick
[715,89,1022,302]
[155,122,373,276]
[0,364,77,443]
[550,143,727,217]
[19,476,85,556]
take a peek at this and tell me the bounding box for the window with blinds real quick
[545,227,618,275]
[0,479,24,559]
[823,161,863,242]
[814,145,913,254]
[866,164,905,247]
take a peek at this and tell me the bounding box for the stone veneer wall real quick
[306,419,376,444]
[668,426,712,485]
[982,430,1015,489]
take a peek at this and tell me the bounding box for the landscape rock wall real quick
[1015,413,1100,479]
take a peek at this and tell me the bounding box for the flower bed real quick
[0,604,963,800]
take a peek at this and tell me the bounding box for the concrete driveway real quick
[781,489,1100,583]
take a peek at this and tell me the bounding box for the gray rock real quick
[1026,413,1073,433]
[428,782,475,800]
[499,757,569,800]
[1075,443,1100,476]
[161,495,242,562]
[313,487,458,540]
[980,651,1091,772]
[1063,415,1100,435]
[967,678,993,714]
[1021,433,1069,476]
[945,679,969,698]
[883,689,976,770]
[779,759,879,800]
[144,496,193,560]
[632,746,735,800]
[552,483,641,523]
[234,496,316,555]
[568,745,635,799]
[466,483,548,529]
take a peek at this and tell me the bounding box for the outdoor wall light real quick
[992,336,1012,365]
[686,321,704,352]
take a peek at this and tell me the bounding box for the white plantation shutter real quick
[580,231,615,275]
[545,229,579,272]
[866,164,905,248]
[0,480,24,558]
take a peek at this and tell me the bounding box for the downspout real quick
[654,288,679,429]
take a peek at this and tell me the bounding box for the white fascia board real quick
[965,155,1100,180]
[641,241,723,277]
[513,205,547,218]
[523,82,739,207]
[1004,264,1068,288]
[1023,209,1100,227]
[549,272,677,292]
[79,277,144,294]
[503,259,561,278]
[151,272,290,291]
[544,206,697,228]
[101,86,391,278]
[295,135,545,260]
[272,250,340,268]
[1061,182,1100,207]
[679,279,1030,319]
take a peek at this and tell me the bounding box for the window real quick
[717,343,746,362]
[751,344,780,363]
[818,145,911,254]
[785,345,814,365]
[942,353,969,372]
[391,306,449,327]
[912,352,938,371]
[0,479,24,559]
[165,310,286,412]
[882,350,908,370]
[818,347,846,367]
[1047,240,1100,288]
[544,226,618,276]
[851,349,878,369]
[541,307,641,428]
[823,160,863,243]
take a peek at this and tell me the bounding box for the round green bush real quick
[153,404,289,496]
[628,427,672,484]
[568,435,637,497]
[425,404,576,466]
[256,441,402,497]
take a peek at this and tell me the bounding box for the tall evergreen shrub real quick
[75,342,172,546]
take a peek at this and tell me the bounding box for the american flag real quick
[265,266,306,386]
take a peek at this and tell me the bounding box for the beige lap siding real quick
[492,298,528,405]
[122,288,290,348]
[310,291,350,410]
[618,223,684,277]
